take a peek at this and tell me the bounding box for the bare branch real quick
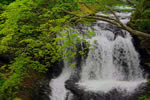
[61,9,150,39]
[90,14,117,21]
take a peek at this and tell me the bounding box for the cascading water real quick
[78,23,146,93]
[49,7,146,100]
[49,62,73,100]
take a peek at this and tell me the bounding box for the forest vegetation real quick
[0,0,150,100]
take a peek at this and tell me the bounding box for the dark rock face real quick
[97,23,126,38]
[30,78,51,100]
[96,23,127,40]
[132,35,150,78]
[49,60,64,78]
[71,42,89,82]
[65,80,148,100]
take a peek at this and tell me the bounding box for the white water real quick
[78,80,145,93]
[78,27,146,93]
[78,9,146,93]
[50,7,146,100]
[49,63,72,100]
[115,6,134,10]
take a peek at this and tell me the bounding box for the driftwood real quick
[61,9,150,39]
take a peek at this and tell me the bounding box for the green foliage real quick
[0,0,135,99]
[145,63,150,67]
[13,97,22,100]
[0,0,15,5]
[0,53,47,99]
[139,96,150,100]
[55,27,91,63]
[0,0,95,99]
[130,0,150,33]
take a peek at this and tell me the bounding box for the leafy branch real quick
[61,8,150,39]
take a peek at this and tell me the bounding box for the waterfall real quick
[78,23,146,93]
[49,8,146,100]
[49,62,73,100]
[78,11,146,94]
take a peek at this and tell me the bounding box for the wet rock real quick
[65,80,148,100]
[132,35,150,78]
[97,23,126,38]
[30,78,51,100]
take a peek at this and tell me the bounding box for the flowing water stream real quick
[49,7,146,100]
